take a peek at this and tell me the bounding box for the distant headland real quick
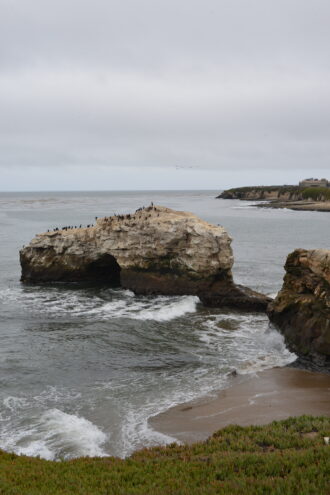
[217,177,330,211]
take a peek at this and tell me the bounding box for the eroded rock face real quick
[268,249,330,369]
[20,205,233,288]
[20,205,270,311]
[217,186,301,201]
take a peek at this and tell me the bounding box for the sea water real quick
[0,190,329,459]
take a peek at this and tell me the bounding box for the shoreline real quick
[149,367,330,444]
[256,200,330,212]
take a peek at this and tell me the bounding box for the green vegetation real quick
[0,416,329,494]
[217,185,301,199]
[218,185,330,202]
[222,185,300,193]
[301,187,330,201]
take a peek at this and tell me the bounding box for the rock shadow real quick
[86,254,121,286]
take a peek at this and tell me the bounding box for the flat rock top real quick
[39,205,227,238]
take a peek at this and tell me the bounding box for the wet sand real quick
[149,367,330,444]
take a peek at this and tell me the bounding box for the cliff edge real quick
[217,186,330,211]
[217,185,301,201]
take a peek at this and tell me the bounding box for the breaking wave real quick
[197,313,296,373]
[1,408,108,461]
[87,295,200,321]
[0,287,295,461]
[0,287,199,322]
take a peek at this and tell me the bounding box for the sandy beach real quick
[150,367,330,444]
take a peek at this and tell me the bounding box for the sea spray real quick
[3,409,108,461]
[0,287,199,322]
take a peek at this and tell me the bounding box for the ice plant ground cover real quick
[0,416,329,495]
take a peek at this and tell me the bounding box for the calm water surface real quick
[0,190,329,459]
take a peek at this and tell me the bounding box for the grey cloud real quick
[1,0,330,71]
[0,0,330,189]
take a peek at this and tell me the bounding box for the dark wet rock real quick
[199,281,271,311]
[268,249,330,370]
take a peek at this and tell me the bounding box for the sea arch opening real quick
[86,253,121,285]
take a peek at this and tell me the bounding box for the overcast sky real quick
[1,0,329,190]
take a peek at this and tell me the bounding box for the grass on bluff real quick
[225,185,300,194]
[0,416,329,495]
[302,187,330,201]
[217,185,302,199]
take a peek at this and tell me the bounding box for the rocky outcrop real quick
[217,186,330,212]
[199,283,272,312]
[20,205,270,311]
[268,249,330,369]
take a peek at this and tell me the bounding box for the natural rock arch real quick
[19,205,271,311]
[86,254,121,285]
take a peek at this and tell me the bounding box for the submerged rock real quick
[268,249,330,369]
[199,283,272,312]
[20,205,270,311]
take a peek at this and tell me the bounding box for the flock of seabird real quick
[46,203,159,233]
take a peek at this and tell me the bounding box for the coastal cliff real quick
[217,185,330,211]
[217,185,301,201]
[20,205,270,311]
[268,249,330,369]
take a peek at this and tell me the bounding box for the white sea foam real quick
[31,386,82,405]
[121,407,179,458]
[129,296,200,321]
[120,385,211,458]
[0,287,98,315]
[4,409,108,460]
[0,288,295,460]
[17,440,54,460]
[197,313,296,373]
[121,289,135,297]
[38,409,108,458]
[117,366,231,458]
[232,205,258,209]
[3,396,29,412]
[84,295,200,321]
[0,287,199,322]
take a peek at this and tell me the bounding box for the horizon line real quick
[0,188,222,193]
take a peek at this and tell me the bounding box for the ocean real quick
[0,190,329,460]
